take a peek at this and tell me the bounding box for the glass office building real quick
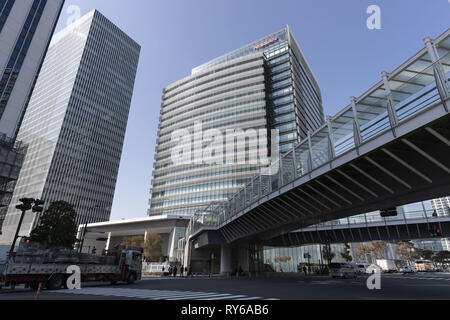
[149,26,324,217]
[0,10,140,245]
[0,0,64,233]
[0,0,64,139]
[0,135,26,232]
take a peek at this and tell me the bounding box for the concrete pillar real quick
[105,232,112,251]
[220,245,232,276]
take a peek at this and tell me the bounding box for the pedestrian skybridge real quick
[188,29,450,246]
[266,209,450,247]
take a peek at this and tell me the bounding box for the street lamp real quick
[9,198,44,257]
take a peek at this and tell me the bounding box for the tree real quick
[29,201,77,249]
[122,236,144,247]
[322,244,335,266]
[420,250,434,261]
[433,251,450,267]
[396,242,415,264]
[355,244,373,263]
[340,243,353,262]
[371,241,389,259]
[122,233,164,262]
[143,233,164,262]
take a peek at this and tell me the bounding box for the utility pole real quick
[78,223,88,253]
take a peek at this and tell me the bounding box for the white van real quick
[330,263,358,279]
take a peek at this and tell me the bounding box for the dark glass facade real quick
[0,0,46,123]
[0,0,15,33]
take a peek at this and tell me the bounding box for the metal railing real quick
[304,209,450,230]
[186,39,450,239]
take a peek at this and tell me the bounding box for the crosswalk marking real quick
[200,295,247,300]
[158,293,230,300]
[168,293,234,300]
[52,287,279,300]
[141,277,185,281]
[234,297,263,300]
[382,275,450,281]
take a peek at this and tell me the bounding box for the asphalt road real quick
[1,273,450,300]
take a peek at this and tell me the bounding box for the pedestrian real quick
[303,266,307,276]
[173,265,178,277]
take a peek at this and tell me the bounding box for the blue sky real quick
[54,0,450,221]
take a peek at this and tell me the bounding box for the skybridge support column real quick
[424,37,449,111]
[382,71,399,137]
[220,245,232,277]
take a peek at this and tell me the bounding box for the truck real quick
[376,259,398,273]
[0,243,143,291]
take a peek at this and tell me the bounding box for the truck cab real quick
[114,245,143,284]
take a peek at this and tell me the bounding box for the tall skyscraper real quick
[0,0,64,233]
[149,26,324,217]
[0,0,65,139]
[0,10,140,245]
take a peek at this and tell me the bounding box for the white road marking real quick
[52,287,279,300]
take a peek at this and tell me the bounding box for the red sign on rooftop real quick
[254,37,279,51]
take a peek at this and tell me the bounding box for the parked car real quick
[330,263,358,279]
[356,263,371,274]
[399,266,416,273]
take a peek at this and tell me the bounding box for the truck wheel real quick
[46,274,65,290]
[126,272,136,284]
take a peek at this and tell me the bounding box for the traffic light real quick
[32,199,45,213]
[324,234,335,243]
[429,227,441,238]
[16,198,35,211]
